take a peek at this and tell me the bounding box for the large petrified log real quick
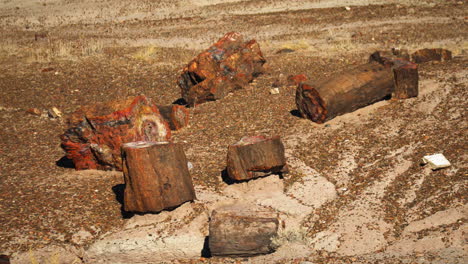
[296,53,418,123]
[60,95,171,170]
[209,205,279,257]
[178,32,266,106]
[122,141,196,213]
[157,104,190,130]
[226,136,287,181]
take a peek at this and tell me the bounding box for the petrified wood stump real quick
[411,48,452,63]
[391,59,419,99]
[296,61,394,123]
[157,104,190,130]
[178,32,266,106]
[209,205,279,257]
[122,141,196,213]
[226,136,287,181]
[60,95,171,171]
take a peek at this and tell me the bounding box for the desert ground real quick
[0,0,467,263]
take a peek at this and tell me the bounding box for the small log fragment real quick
[287,74,308,86]
[178,32,266,106]
[226,136,287,181]
[157,105,190,130]
[122,141,196,213]
[411,48,452,63]
[209,205,279,257]
[60,95,171,170]
[392,59,419,99]
[296,61,394,123]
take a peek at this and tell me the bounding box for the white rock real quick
[270,88,280,94]
[422,153,451,170]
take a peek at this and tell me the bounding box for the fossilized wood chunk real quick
[122,141,196,213]
[60,95,171,170]
[209,205,279,257]
[411,48,452,63]
[157,105,190,130]
[226,136,288,181]
[178,32,266,106]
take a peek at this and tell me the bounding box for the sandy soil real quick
[0,0,467,263]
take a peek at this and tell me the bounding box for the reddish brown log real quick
[60,95,171,171]
[226,136,287,181]
[411,48,452,63]
[296,61,394,123]
[157,105,190,131]
[209,205,279,257]
[287,74,308,86]
[178,32,266,106]
[392,59,419,99]
[122,141,196,213]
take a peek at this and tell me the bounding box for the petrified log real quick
[209,205,279,257]
[411,48,452,63]
[122,141,196,213]
[178,32,266,106]
[287,74,308,86]
[226,136,287,181]
[60,95,171,171]
[392,59,419,99]
[296,61,394,123]
[157,105,189,130]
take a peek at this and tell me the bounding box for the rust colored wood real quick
[209,205,279,257]
[60,95,171,171]
[226,136,287,181]
[296,61,394,123]
[157,105,190,130]
[411,48,452,63]
[392,59,419,99]
[178,32,266,106]
[122,141,196,213]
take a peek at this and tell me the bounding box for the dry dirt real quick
[0,0,467,263]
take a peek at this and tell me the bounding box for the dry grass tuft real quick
[131,45,161,61]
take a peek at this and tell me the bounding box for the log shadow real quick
[55,156,75,168]
[221,168,236,185]
[290,109,302,118]
[112,184,134,219]
[201,236,211,258]
[221,168,285,185]
[172,98,187,106]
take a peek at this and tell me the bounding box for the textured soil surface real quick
[0,0,467,263]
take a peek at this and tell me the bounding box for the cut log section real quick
[226,136,287,181]
[60,95,171,170]
[411,48,452,63]
[209,205,279,257]
[178,32,266,106]
[296,61,394,123]
[392,59,419,99]
[122,141,196,213]
[157,105,190,130]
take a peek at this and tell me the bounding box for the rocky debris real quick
[157,104,189,130]
[122,141,196,213]
[178,32,266,106]
[26,108,42,116]
[411,48,452,63]
[421,153,451,170]
[270,87,280,94]
[275,48,295,54]
[84,203,208,263]
[296,53,418,123]
[47,107,62,119]
[226,136,288,181]
[209,204,279,257]
[373,48,410,61]
[11,245,83,264]
[60,95,171,170]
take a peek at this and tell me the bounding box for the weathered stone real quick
[411,48,452,63]
[60,95,171,171]
[178,32,266,106]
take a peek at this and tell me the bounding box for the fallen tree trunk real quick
[296,61,394,123]
[122,141,196,213]
[157,105,190,130]
[209,205,279,257]
[411,48,452,63]
[178,32,266,106]
[60,95,171,170]
[226,136,288,181]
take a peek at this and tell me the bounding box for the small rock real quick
[48,107,62,118]
[345,6,351,11]
[276,48,295,54]
[187,161,194,170]
[72,229,93,245]
[421,153,451,170]
[26,108,42,116]
[270,88,280,95]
